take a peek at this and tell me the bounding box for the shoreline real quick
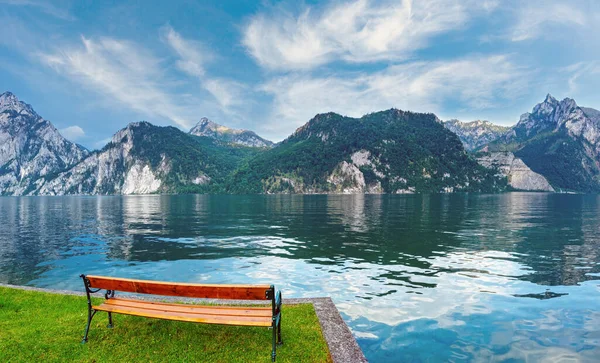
[0,190,571,198]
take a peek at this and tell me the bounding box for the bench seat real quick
[80,274,283,361]
[93,298,273,327]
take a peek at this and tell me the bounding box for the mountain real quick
[189,118,273,148]
[228,109,507,194]
[443,119,509,151]
[481,94,600,192]
[37,122,260,195]
[7,90,597,195]
[0,92,88,195]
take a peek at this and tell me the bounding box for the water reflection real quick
[1,193,600,361]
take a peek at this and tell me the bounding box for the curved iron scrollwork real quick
[105,289,115,299]
[81,274,102,294]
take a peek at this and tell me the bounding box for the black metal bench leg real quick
[107,312,113,328]
[272,321,277,362]
[277,316,283,346]
[82,309,97,343]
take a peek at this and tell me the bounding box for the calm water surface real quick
[1,193,600,361]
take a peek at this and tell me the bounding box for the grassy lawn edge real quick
[0,286,332,362]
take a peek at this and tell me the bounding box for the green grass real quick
[0,287,331,362]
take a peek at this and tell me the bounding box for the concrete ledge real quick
[0,283,367,363]
[308,297,368,363]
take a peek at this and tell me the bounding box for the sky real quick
[1,0,599,149]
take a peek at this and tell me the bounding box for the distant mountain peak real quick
[125,121,152,129]
[0,91,16,100]
[191,117,237,135]
[486,94,600,192]
[443,119,509,151]
[0,92,88,195]
[189,118,273,148]
[544,93,557,104]
[447,119,495,128]
[0,91,36,116]
[532,94,579,118]
[109,121,154,145]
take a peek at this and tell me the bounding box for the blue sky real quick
[1,0,599,149]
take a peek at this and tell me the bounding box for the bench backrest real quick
[85,275,273,300]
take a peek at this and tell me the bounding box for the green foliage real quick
[515,133,600,192]
[81,114,509,195]
[228,110,506,193]
[118,123,263,194]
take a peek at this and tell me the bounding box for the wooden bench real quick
[80,274,283,361]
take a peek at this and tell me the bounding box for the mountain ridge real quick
[189,117,273,148]
[443,119,510,151]
[2,91,599,195]
[481,94,600,192]
[0,92,88,195]
[228,109,506,194]
[36,121,261,195]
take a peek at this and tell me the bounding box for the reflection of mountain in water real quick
[443,193,600,286]
[1,194,600,289]
[107,194,473,268]
[502,193,600,286]
[0,197,90,284]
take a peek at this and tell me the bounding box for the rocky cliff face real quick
[0,93,264,196]
[485,95,600,192]
[189,118,273,148]
[444,119,509,151]
[37,122,172,195]
[0,92,88,195]
[36,122,257,195]
[325,151,384,194]
[477,152,554,191]
[496,94,600,147]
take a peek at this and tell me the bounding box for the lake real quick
[1,193,599,361]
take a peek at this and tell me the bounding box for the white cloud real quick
[259,55,530,139]
[564,61,600,94]
[0,0,74,21]
[203,78,247,109]
[162,26,249,116]
[161,25,211,77]
[243,0,498,70]
[40,36,196,129]
[59,125,85,141]
[510,2,587,42]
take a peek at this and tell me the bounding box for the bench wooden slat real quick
[80,274,283,361]
[93,303,272,327]
[86,275,272,300]
[103,298,272,317]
